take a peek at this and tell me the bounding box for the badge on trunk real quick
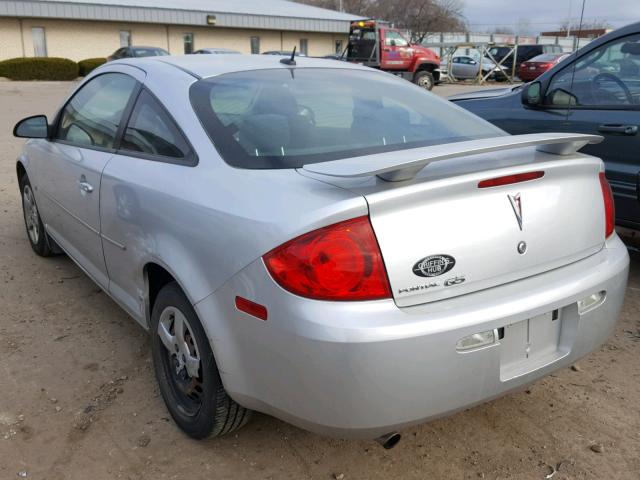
[412,254,456,277]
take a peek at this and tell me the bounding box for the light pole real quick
[566,0,572,37]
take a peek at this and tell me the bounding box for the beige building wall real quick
[0,18,23,59]
[281,31,345,56]
[0,17,348,61]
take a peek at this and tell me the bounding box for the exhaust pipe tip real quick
[374,432,401,449]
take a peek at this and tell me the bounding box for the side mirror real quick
[13,115,49,139]
[469,59,477,65]
[521,81,542,107]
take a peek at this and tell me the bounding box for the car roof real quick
[112,54,370,79]
[130,46,167,50]
[199,48,240,52]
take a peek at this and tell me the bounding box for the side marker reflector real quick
[235,296,268,321]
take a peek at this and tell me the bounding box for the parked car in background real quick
[441,55,506,80]
[13,54,629,445]
[450,22,640,230]
[262,50,307,56]
[107,46,169,61]
[193,48,241,55]
[322,53,345,60]
[518,53,570,81]
[487,44,564,73]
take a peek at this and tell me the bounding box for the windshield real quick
[190,68,504,169]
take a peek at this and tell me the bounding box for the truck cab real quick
[346,20,441,90]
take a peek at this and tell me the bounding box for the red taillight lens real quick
[478,171,544,188]
[263,216,391,301]
[599,172,615,238]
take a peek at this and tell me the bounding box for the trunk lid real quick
[302,148,605,307]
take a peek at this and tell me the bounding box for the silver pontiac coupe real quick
[14,55,629,447]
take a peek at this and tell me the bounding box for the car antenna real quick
[280,46,296,66]
[565,0,586,122]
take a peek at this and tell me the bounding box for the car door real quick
[455,57,476,79]
[543,33,640,228]
[36,71,140,287]
[100,89,196,323]
[380,30,412,70]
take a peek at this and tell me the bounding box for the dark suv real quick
[487,44,564,73]
[451,22,640,230]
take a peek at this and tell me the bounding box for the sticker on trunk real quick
[412,254,456,277]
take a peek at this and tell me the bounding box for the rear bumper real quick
[195,235,629,439]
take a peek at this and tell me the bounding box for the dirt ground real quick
[0,80,639,480]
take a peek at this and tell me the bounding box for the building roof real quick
[0,0,362,33]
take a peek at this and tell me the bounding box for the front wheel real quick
[413,71,435,91]
[20,175,56,257]
[150,282,251,439]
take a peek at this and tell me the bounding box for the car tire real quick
[414,71,435,91]
[19,174,57,257]
[150,281,251,439]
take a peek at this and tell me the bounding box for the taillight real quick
[599,172,615,238]
[263,216,391,301]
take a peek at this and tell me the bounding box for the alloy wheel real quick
[157,306,204,415]
[22,185,40,245]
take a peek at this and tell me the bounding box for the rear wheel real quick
[150,282,251,439]
[19,175,56,257]
[414,71,435,91]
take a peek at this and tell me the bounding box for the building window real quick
[183,33,194,54]
[120,30,131,47]
[335,40,343,54]
[299,38,308,56]
[32,27,47,57]
[250,36,260,54]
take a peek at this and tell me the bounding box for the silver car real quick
[13,55,629,446]
[442,55,506,80]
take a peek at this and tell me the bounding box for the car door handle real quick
[78,180,94,193]
[598,124,638,135]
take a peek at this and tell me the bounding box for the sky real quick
[462,0,640,34]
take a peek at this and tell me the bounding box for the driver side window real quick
[546,34,640,108]
[384,31,409,47]
[56,73,137,149]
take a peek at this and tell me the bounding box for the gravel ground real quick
[0,80,639,480]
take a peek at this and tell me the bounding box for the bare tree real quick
[558,18,611,32]
[296,0,467,41]
[491,27,515,34]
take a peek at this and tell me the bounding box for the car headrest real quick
[239,114,290,154]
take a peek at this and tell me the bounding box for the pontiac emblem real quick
[508,193,523,231]
[412,254,456,277]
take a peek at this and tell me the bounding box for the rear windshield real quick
[190,68,504,169]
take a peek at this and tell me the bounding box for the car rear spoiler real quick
[302,133,603,182]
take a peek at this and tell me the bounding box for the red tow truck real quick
[345,20,441,90]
